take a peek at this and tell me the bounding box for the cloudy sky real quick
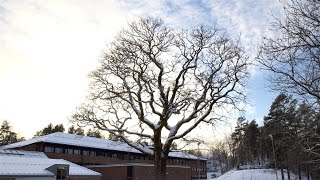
[0,0,282,139]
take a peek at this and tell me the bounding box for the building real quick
[0,149,101,180]
[205,153,224,179]
[206,159,221,178]
[1,132,207,180]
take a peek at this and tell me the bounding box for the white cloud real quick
[0,0,282,139]
[0,0,127,138]
[116,0,283,77]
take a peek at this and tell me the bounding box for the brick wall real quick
[15,143,207,179]
[89,165,192,180]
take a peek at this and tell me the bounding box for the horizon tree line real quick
[0,121,109,146]
[209,93,319,180]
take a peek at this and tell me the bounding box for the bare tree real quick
[209,139,231,174]
[72,18,248,180]
[258,0,320,105]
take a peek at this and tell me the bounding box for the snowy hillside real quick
[212,169,307,180]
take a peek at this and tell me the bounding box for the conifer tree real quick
[0,120,23,146]
[68,125,85,135]
[34,123,65,137]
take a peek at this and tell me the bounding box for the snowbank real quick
[212,169,307,180]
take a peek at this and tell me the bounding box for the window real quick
[123,154,129,160]
[118,154,124,159]
[96,151,104,156]
[90,151,96,156]
[57,168,66,180]
[83,150,89,156]
[55,147,63,154]
[74,149,80,155]
[66,149,73,154]
[44,146,54,153]
[105,152,112,157]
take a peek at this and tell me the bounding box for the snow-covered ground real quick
[210,169,308,180]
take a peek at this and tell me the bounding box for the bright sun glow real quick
[0,1,128,138]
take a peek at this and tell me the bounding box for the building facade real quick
[1,132,207,180]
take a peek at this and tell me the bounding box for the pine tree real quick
[0,120,23,146]
[243,120,260,164]
[296,102,320,179]
[231,116,248,166]
[34,123,65,137]
[68,125,85,135]
[86,129,103,138]
[264,93,297,180]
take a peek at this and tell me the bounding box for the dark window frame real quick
[44,146,54,153]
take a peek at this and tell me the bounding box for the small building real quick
[1,132,207,179]
[206,158,221,178]
[0,149,101,180]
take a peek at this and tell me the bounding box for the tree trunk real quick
[153,132,168,180]
[281,168,285,180]
[154,157,167,180]
[287,167,291,180]
[298,164,301,180]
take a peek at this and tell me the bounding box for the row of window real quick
[45,147,82,155]
[192,168,206,172]
[192,174,207,178]
[45,146,132,158]
[44,146,206,165]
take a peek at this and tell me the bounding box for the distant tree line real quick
[210,93,320,180]
[34,123,105,139]
[0,121,122,146]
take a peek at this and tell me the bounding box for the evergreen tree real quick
[259,125,272,165]
[231,116,248,166]
[68,125,85,135]
[86,129,103,138]
[227,95,319,179]
[264,93,297,180]
[243,120,260,164]
[0,120,23,146]
[296,102,320,179]
[108,133,124,142]
[34,123,65,137]
[53,124,65,132]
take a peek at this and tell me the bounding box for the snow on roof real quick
[0,149,47,158]
[0,156,101,176]
[169,150,206,160]
[1,132,205,160]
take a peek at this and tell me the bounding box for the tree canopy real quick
[72,17,248,179]
[258,0,320,105]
